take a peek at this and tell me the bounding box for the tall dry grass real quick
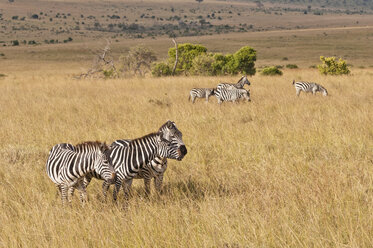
[0,69,372,247]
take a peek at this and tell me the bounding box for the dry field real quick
[0,66,372,247]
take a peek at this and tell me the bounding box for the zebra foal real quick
[46,141,116,205]
[188,88,215,103]
[292,80,328,96]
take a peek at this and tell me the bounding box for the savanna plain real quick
[1,0,373,247]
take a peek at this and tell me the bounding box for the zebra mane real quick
[75,141,109,152]
[159,120,176,131]
[236,76,245,84]
[128,132,163,144]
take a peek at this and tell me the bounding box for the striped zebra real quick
[46,141,116,205]
[216,86,251,104]
[109,131,187,201]
[69,121,186,200]
[110,139,168,196]
[214,75,251,101]
[292,80,328,96]
[188,88,216,103]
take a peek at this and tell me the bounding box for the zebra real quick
[214,75,251,101]
[109,131,187,201]
[216,86,251,104]
[188,88,216,103]
[109,139,168,196]
[69,121,186,200]
[46,141,116,205]
[292,80,328,96]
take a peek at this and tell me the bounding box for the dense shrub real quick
[191,54,215,76]
[261,66,283,76]
[318,56,350,75]
[286,64,298,69]
[233,46,256,75]
[168,43,207,75]
[12,40,19,46]
[152,43,256,77]
[151,62,172,77]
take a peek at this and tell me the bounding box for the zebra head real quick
[321,87,328,96]
[158,120,187,156]
[239,89,251,102]
[156,131,187,161]
[93,142,116,184]
[237,75,251,87]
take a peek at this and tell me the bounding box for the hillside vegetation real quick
[0,69,372,247]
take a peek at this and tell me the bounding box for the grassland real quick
[1,0,373,247]
[0,67,372,247]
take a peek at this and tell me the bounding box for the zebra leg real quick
[68,186,75,203]
[205,95,209,102]
[144,177,151,197]
[113,178,122,202]
[191,95,196,103]
[154,174,164,195]
[60,184,69,206]
[102,181,111,202]
[123,179,133,201]
[76,181,87,206]
[296,89,301,96]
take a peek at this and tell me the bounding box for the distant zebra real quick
[46,141,116,205]
[70,121,186,200]
[188,88,216,103]
[109,131,187,201]
[214,75,251,101]
[216,87,251,104]
[292,80,328,96]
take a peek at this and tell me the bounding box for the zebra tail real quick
[292,80,295,85]
[188,95,190,101]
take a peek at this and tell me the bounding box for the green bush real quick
[233,46,256,75]
[168,43,207,75]
[152,43,256,77]
[12,40,19,46]
[151,62,172,77]
[317,56,350,75]
[286,64,298,69]
[191,54,215,76]
[261,66,283,76]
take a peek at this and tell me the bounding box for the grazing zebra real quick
[46,141,116,205]
[216,87,251,104]
[109,131,187,201]
[188,88,216,103]
[214,75,251,101]
[70,121,186,200]
[292,80,328,96]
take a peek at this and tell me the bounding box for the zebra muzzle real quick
[177,145,187,160]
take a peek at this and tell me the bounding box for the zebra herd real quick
[46,77,329,206]
[46,121,187,205]
[188,76,328,104]
[189,76,252,104]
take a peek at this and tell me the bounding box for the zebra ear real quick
[166,120,173,129]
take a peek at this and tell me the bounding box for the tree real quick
[168,43,207,75]
[196,0,203,3]
[233,46,256,75]
[120,45,157,76]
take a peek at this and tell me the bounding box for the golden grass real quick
[0,68,372,247]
